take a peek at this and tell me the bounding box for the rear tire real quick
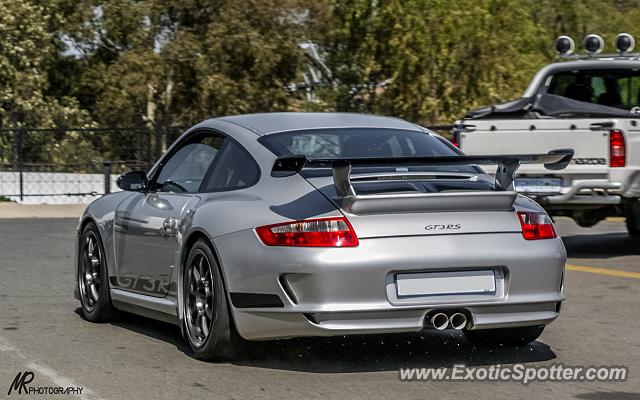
[464,326,545,348]
[78,222,115,322]
[624,199,640,237]
[182,239,240,361]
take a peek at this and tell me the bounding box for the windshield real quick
[547,68,640,110]
[258,128,478,174]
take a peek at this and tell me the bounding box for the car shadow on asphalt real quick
[235,331,556,373]
[75,308,556,372]
[574,392,640,400]
[76,311,557,373]
[562,232,640,259]
[74,307,192,355]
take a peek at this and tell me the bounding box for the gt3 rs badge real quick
[425,224,462,231]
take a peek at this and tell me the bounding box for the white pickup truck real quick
[456,56,640,236]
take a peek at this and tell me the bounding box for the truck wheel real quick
[625,199,640,237]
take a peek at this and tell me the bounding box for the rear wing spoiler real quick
[271,149,574,197]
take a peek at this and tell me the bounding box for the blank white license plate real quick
[396,270,496,297]
[515,177,562,194]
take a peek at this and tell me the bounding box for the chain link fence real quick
[0,124,452,204]
[0,127,183,204]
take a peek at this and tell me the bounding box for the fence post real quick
[10,116,24,201]
[19,169,23,202]
[103,161,112,195]
[16,129,23,202]
[154,122,162,161]
[135,128,142,164]
[145,126,153,169]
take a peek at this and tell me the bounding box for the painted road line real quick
[0,335,102,400]
[566,264,640,279]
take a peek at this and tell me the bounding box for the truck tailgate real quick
[460,119,610,176]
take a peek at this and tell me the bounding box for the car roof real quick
[216,112,423,136]
[544,58,640,71]
[523,57,640,97]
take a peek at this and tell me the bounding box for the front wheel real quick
[182,239,240,361]
[464,326,545,348]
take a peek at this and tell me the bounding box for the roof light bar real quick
[615,33,635,54]
[555,36,575,56]
[583,34,604,55]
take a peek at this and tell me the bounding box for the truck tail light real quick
[451,130,461,148]
[518,212,557,240]
[256,217,359,247]
[609,129,626,167]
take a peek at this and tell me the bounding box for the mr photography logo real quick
[7,371,84,396]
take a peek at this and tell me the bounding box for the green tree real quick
[60,1,326,125]
[4,0,640,166]
[325,0,640,124]
[326,0,547,123]
[0,0,93,128]
[0,0,94,164]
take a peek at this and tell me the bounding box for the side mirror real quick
[116,171,148,192]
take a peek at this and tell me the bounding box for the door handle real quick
[161,217,178,237]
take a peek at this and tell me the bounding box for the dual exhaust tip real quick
[428,311,468,331]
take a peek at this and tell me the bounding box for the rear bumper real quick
[232,303,560,340]
[527,170,640,207]
[214,230,566,340]
[540,180,622,205]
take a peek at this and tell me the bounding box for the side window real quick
[591,77,606,101]
[548,69,640,109]
[619,75,640,108]
[203,141,259,191]
[548,73,576,98]
[549,73,593,103]
[155,135,224,193]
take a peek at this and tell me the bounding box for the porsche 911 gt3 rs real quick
[74,113,572,360]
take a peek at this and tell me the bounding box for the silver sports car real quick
[74,113,572,360]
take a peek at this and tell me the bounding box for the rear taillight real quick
[256,217,359,247]
[609,129,626,167]
[451,130,461,148]
[518,212,557,240]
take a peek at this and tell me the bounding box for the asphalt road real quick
[0,217,638,400]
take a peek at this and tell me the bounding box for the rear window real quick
[258,128,477,173]
[547,68,640,109]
